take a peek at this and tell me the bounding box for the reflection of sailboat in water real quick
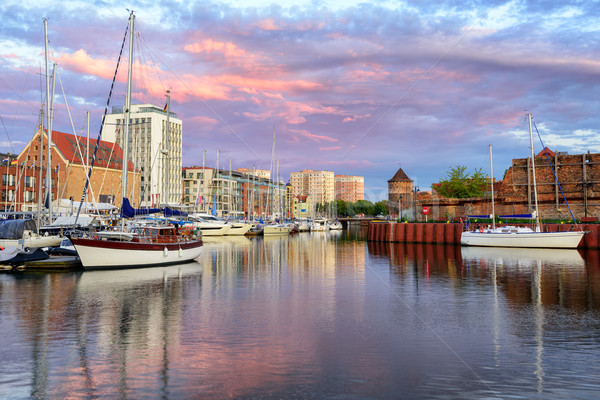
[77,261,203,289]
[73,260,202,396]
[461,246,585,268]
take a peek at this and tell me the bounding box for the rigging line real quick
[532,120,579,227]
[139,36,262,160]
[136,26,168,95]
[339,0,505,160]
[8,114,40,212]
[75,16,129,223]
[366,263,502,399]
[0,114,15,153]
[133,30,151,104]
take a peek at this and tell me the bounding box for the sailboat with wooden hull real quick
[71,225,202,269]
[461,114,585,249]
[69,12,202,269]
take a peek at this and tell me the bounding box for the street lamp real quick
[412,186,420,222]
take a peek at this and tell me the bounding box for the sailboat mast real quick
[527,113,541,230]
[43,19,52,222]
[489,144,495,229]
[164,90,170,206]
[120,11,134,229]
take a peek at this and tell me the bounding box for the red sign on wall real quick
[422,207,429,215]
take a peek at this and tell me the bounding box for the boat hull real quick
[70,238,203,269]
[225,223,252,235]
[263,225,293,235]
[0,235,62,249]
[460,230,584,249]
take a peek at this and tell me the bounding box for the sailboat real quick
[460,113,585,249]
[70,12,202,269]
[263,128,293,235]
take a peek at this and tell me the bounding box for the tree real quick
[436,164,488,198]
[374,200,388,216]
[335,200,348,217]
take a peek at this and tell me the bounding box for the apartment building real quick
[335,175,364,202]
[102,103,182,207]
[289,170,335,206]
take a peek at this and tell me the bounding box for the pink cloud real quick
[255,19,281,31]
[302,131,338,143]
[187,115,218,126]
[184,39,246,58]
[319,146,342,151]
[56,49,118,80]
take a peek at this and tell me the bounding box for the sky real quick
[1,0,600,202]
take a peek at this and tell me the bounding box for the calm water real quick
[1,228,600,399]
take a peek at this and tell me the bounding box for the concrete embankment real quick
[367,222,600,249]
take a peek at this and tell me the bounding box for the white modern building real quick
[102,103,182,207]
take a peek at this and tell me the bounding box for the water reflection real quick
[2,235,600,399]
[369,241,599,311]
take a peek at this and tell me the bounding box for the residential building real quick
[102,103,182,206]
[290,170,335,207]
[335,175,364,202]
[182,166,286,219]
[8,127,138,212]
[235,167,270,180]
[291,195,313,219]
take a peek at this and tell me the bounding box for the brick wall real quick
[420,151,600,220]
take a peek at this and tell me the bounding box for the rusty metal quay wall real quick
[367,222,600,249]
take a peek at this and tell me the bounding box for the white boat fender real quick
[163,247,168,257]
[178,248,182,257]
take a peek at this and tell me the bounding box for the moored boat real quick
[460,114,585,249]
[70,224,202,269]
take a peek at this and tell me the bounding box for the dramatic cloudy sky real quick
[1,0,600,201]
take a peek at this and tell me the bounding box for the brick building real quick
[290,170,335,206]
[14,127,139,211]
[335,175,364,202]
[388,167,413,216]
[419,148,600,221]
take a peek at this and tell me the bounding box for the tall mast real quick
[47,63,57,218]
[86,110,90,204]
[201,149,205,212]
[489,144,495,229]
[37,18,51,229]
[121,11,134,227]
[163,90,170,206]
[527,113,541,230]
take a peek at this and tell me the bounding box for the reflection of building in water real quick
[4,263,204,397]
[372,241,600,310]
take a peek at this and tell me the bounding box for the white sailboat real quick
[310,219,330,232]
[461,114,585,249]
[70,12,202,269]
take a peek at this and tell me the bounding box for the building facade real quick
[182,166,286,219]
[291,195,313,219]
[290,170,335,207]
[335,175,364,202]
[388,168,413,216]
[102,103,182,207]
[8,127,138,212]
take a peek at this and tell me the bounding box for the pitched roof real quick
[536,147,555,158]
[388,167,412,182]
[50,129,135,172]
